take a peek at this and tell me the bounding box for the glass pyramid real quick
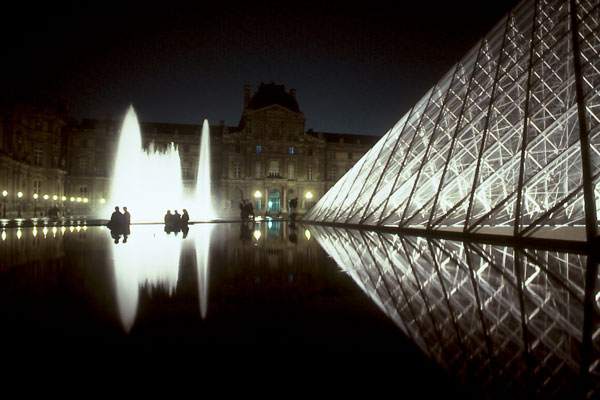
[303,0,600,243]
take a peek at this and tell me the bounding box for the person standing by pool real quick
[181,209,190,226]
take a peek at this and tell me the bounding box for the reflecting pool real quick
[1,221,597,397]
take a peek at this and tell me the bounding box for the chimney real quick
[290,88,296,99]
[244,84,251,109]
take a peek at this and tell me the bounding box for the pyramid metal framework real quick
[304,0,600,242]
[311,225,600,398]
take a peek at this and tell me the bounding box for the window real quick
[182,161,192,179]
[307,165,313,181]
[34,148,43,165]
[80,186,88,196]
[233,162,241,178]
[268,160,280,177]
[329,167,337,181]
[288,163,295,179]
[33,180,42,194]
[235,144,241,153]
[348,152,353,160]
[289,147,295,155]
[328,151,336,159]
[256,145,262,154]
[255,162,262,178]
[79,157,89,174]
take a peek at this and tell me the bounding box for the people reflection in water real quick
[240,219,254,242]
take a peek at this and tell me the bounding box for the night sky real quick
[3,0,520,136]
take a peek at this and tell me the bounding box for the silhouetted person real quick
[164,210,174,232]
[181,209,190,226]
[123,207,131,225]
[173,210,182,228]
[289,197,298,221]
[240,199,247,221]
[109,206,124,229]
[122,206,131,235]
[245,201,255,221]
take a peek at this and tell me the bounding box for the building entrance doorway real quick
[268,189,281,213]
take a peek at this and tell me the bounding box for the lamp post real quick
[33,193,38,217]
[61,196,67,217]
[2,190,7,218]
[43,194,49,216]
[17,191,23,218]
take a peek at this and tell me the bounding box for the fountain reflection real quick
[110,223,214,331]
[309,226,600,399]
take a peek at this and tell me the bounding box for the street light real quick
[33,193,38,217]
[17,191,23,218]
[2,190,7,218]
[43,194,49,216]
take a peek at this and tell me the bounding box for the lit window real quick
[256,145,262,153]
[289,147,295,154]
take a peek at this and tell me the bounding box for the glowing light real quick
[105,107,215,223]
[83,198,88,203]
[77,197,82,203]
[33,193,39,200]
[2,190,7,198]
[69,226,74,232]
[70,197,75,202]
[43,194,49,201]
[62,196,67,201]
[1,230,5,241]
[61,227,66,234]
[53,195,58,201]
[32,227,38,237]
[305,191,313,199]
[254,230,262,240]
[100,198,106,204]
[304,229,311,240]
[16,229,22,239]
[52,227,57,237]
[254,191,262,198]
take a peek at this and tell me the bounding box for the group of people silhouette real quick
[107,206,131,243]
[164,209,190,233]
[239,199,255,221]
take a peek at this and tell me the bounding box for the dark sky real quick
[2,0,520,136]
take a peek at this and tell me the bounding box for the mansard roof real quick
[247,82,300,113]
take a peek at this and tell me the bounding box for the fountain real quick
[107,106,216,331]
[105,105,216,222]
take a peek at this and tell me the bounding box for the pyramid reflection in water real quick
[304,0,600,242]
[310,225,599,398]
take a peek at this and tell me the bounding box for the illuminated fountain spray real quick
[195,119,216,220]
[109,106,215,332]
[106,105,216,222]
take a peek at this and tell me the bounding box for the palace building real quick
[0,83,379,219]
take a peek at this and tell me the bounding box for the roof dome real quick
[247,83,300,112]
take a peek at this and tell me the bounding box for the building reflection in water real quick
[309,225,600,398]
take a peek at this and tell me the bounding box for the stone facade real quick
[0,99,69,217]
[0,84,379,219]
